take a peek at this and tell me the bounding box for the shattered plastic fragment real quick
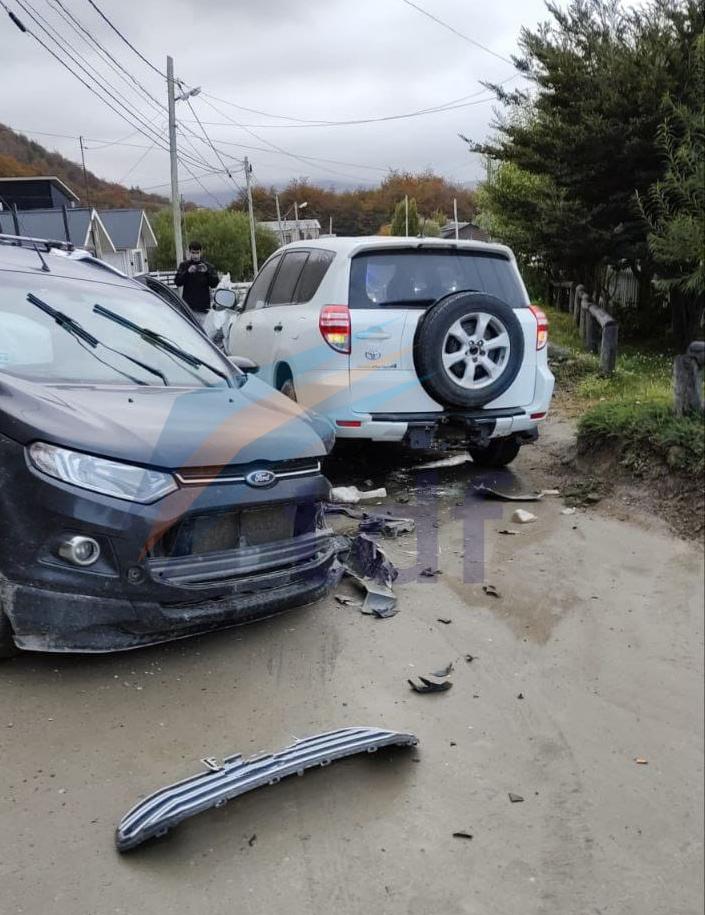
[508,793,524,803]
[498,529,518,535]
[482,584,501,599]
[561,507,577,516]
[452,831,474,840]
[408,676,453,694]
[474,484,543,502]
[420,567,442,577]
[414,452,470,470]
[431,662,454,678]
[359,515,415,538]
[512,509,537,524]
[437,618,452,625]
[342,534,398,618]
[329,486,387,504]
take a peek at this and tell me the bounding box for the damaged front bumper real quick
[7,531,348,653]
[116,726,418,852]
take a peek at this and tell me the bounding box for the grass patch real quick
[543,306,704,478]
[578,400,705,475]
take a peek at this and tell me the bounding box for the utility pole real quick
[244,157,258,275]
[167,55,183,268]
[404,194,409,236]
[79,135,98,254]
[453,197,459,240]
[329,215,333,237]
[275,193,284,245]
[294,201,300,241]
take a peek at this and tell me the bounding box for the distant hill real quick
[0,123,168,212]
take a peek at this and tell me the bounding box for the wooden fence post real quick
[674,342,705,416]
[600,321,618,376]
[586,311,600,354]
[579,294,591,347]
[573,284,585,324]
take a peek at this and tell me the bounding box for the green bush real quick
[152,208,278,280]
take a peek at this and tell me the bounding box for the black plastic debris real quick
[452,831,474,840]
[431,662,454,678]
[482,584,501,599]
[420,567,442,578]
[408,676,453,694]
[497,529,519,536]
[359,514,415,538]
[508,793,524,803]
[342,534,398,618]
[334,594,361,608]
[474,484,543,502]
[517,693,524,700]
[437,617,452,625]
[324,504,364,519]
[464,654,476,663]
[247,834,257,847]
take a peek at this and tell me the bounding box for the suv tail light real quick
[319,305,351,354]
[529,305,549,350]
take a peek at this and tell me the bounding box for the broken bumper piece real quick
[115,726,418,852]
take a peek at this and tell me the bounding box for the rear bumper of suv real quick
[334,363,555,443]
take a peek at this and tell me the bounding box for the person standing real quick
[174,241,219,325]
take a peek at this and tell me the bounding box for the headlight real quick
[28,442,177,503]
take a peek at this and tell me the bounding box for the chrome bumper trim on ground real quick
[116,726,418,851]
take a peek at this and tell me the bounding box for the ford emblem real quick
[245,469,277,488]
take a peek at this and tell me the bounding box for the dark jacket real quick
[174,259,219,312]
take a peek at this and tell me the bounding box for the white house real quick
[258,218,321,245]
[98,209,158,276]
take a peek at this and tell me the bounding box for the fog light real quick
[58,535,101,567]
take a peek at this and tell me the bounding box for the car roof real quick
[0,243,138,289]
[276,235,514,259]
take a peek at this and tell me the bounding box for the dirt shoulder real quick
[532,407,705,541]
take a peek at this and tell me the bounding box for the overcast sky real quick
[0,0,633,205]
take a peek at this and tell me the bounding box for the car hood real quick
[0,374,331,469]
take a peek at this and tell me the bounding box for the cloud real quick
[1,0,553,199]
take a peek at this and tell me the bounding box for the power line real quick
[47,0,164,117]
[198,82,514,129]
[85,0,166,79]
[8,0,205,170]
[399,0,515,66]
[184,93,245,194]
[4,1,217,175]
[50,0,247,178]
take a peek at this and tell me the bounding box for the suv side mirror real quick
[213,288,237,310]
[228,355,259,374]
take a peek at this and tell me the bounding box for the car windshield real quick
[349,249,528,309]
[0,272,231,387]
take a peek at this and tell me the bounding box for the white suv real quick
[224,236,554,466]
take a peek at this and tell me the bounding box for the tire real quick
[279,377,297,402]
[0,609,18,659]
[414,292,524,408]
[469,436,522,468]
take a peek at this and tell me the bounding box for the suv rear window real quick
[349,249,527,309]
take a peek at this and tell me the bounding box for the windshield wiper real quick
[26,293,169,386]
[93,304,231,386]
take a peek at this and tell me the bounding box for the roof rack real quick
[0,232,74,252]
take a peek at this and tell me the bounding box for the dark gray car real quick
[0,238,338,656]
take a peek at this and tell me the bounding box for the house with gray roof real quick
[98,208,158,276]
[0,206,115,257]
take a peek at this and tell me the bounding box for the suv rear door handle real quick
[273,324,283,332]
[355,331,392,340]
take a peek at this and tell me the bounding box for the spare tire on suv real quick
[413,291,524,409]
